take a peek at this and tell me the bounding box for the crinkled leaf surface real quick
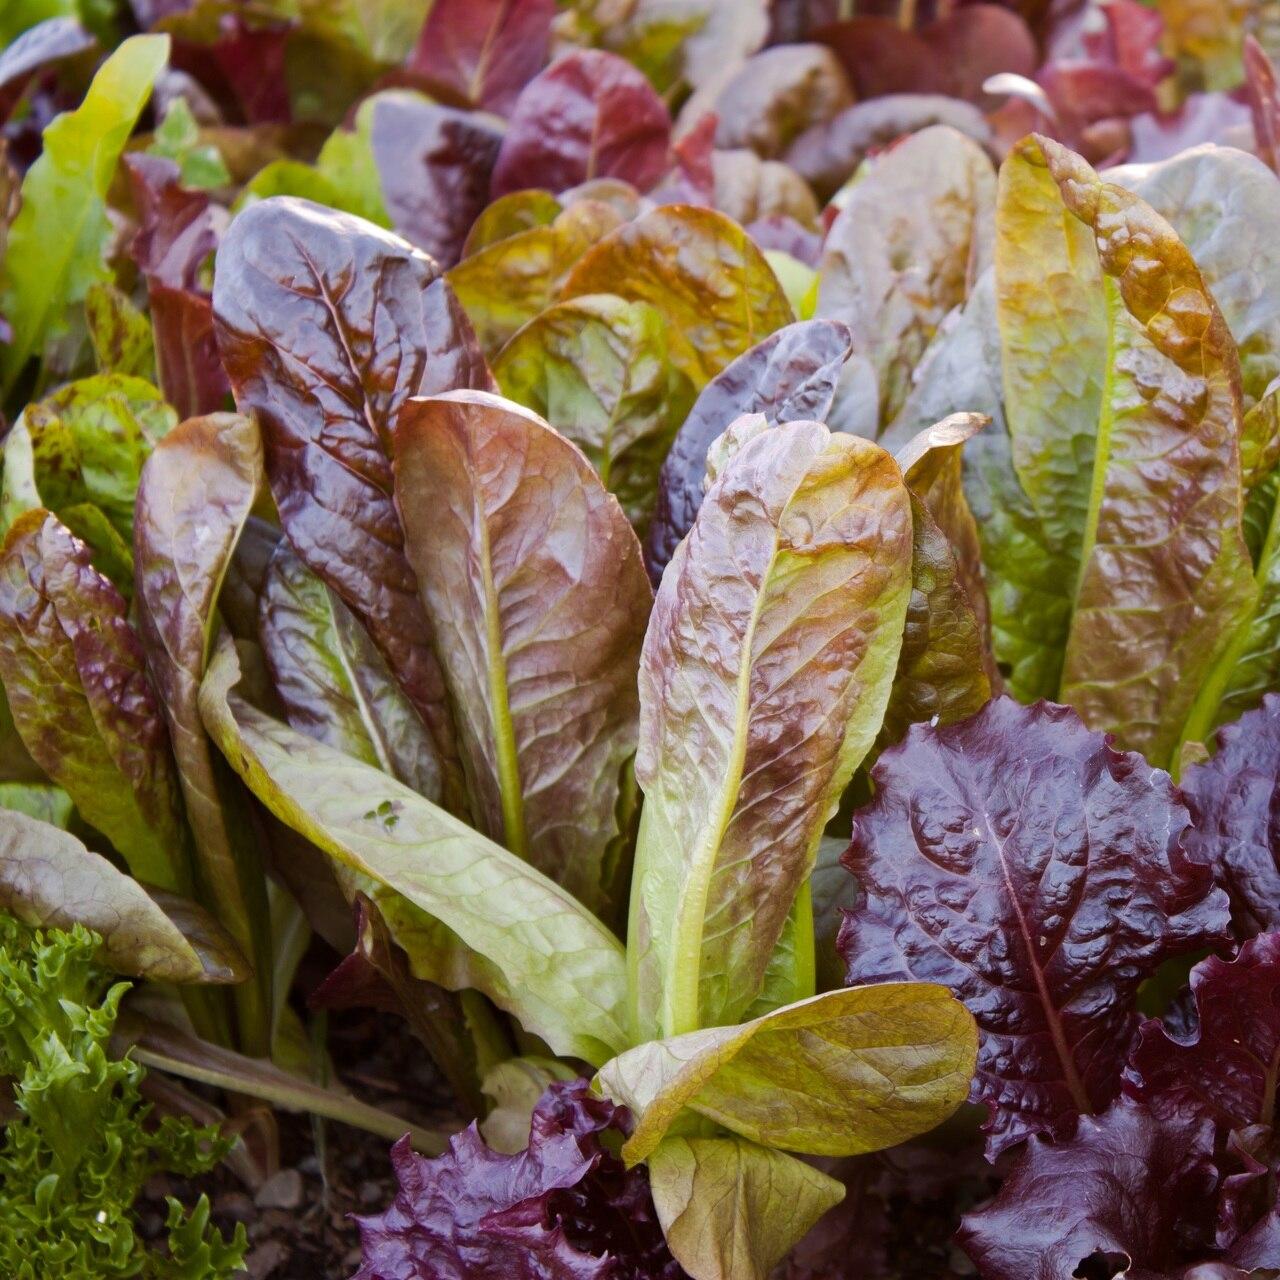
[1128,933,1280,1132]
[561,204,795,387]
[353,1079,681,1280]
[199,635,629,1065]
[644,318,852,584]
[1000,138,1257,765]
[493,293,696,533]
[838,697,1231,1159]
[816,125,995,428]
[0,510,189,893]
[133,410,272,1051]
[0,809,245,983]
[647,1135,842,1280]
[212,196,492,816]
[258,543,439,799]
[628,420,912,1039]
[394,391,651,913]
[448,200,624,358]
[596,983,975,1163]
[1181,695,1280,938]
[407,0,554,115]
[491,49,671,198]
[0,34,168,394]
[956,1097,1220,1280]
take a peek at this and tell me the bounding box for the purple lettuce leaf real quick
[491,50,671,199]
[352,1080,684,1280]
[1180,695,1280,940]
[838,697,1231,1159]
[0,18,95,123]
[642,318,852,584]
[956,1097,1224,1280]
[407,0,554,116]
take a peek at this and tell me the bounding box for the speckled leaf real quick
[448,200,624,358]
[647,1136,844,1280]
[258,542,440,800]
[838,697,1231,1159]
[133,411,272,1051]
[0,510,189,892]
[394,391,652,914]
[1180,694,1280,938]
[628,421,913,1039]
[492,293,696,532]
[199,635,629,1066]
[85,282,156,380]
[816,126,995,427]
[491,49,671,198]
[644,318,852,584]
[1109,145,1280,484]
[212,196,493,816]
[1030,137,1258,766]
[561,205,795,387]
[0,809,246,983]
[596,983,975,1163]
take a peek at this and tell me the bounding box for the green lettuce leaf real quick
[394,391,652,916]
[627,419,913,1039]
[84,283,157,380]
[493,293,697,532]
[646,1135,843,1280]
[0,34,168,396]
[133,411,272,1052]
[0,510,189,893]
[596,982,975,1163]
[199,634,630,1066]
[0,810,246,983]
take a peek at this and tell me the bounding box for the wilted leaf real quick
[133,411,272,1052]
[644,317,851,582]
[596,983,975,1162]
[630,421,912,1038]
[0,510,189,893]
[0,34,168,395]
[816,125,995,428]
[0,809,246,983]
[562,204,795,387]
[407,0,554,115]
[838,697,1231,1158]
[212,196,493,816]
[493,293,696,531]
[448,200,624,357]
[394,391,651,914]
[199,635,629,1065]
[647,1135,843,1280]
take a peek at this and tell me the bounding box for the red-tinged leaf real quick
[0,18,95,122]
[352,1080,683,1280]
[956,1097,1221,1280]
[490,50,672,199]
[1128,934,1280,1134]
[1180,695,1280,939]
[0,510,189,894]
[134,411,271,1052]
[370,91,502,268]
[168,11,291,126]
[149,282,230,420]
[644,318,852,584]
[125,152,217,291]
[394,391,651,915]
[838,697,1231,1159]
[408,0,554,115]
[1245,35,1280,174]
[212,196,493,817]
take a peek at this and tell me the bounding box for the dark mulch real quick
[139,1002,462,1279]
